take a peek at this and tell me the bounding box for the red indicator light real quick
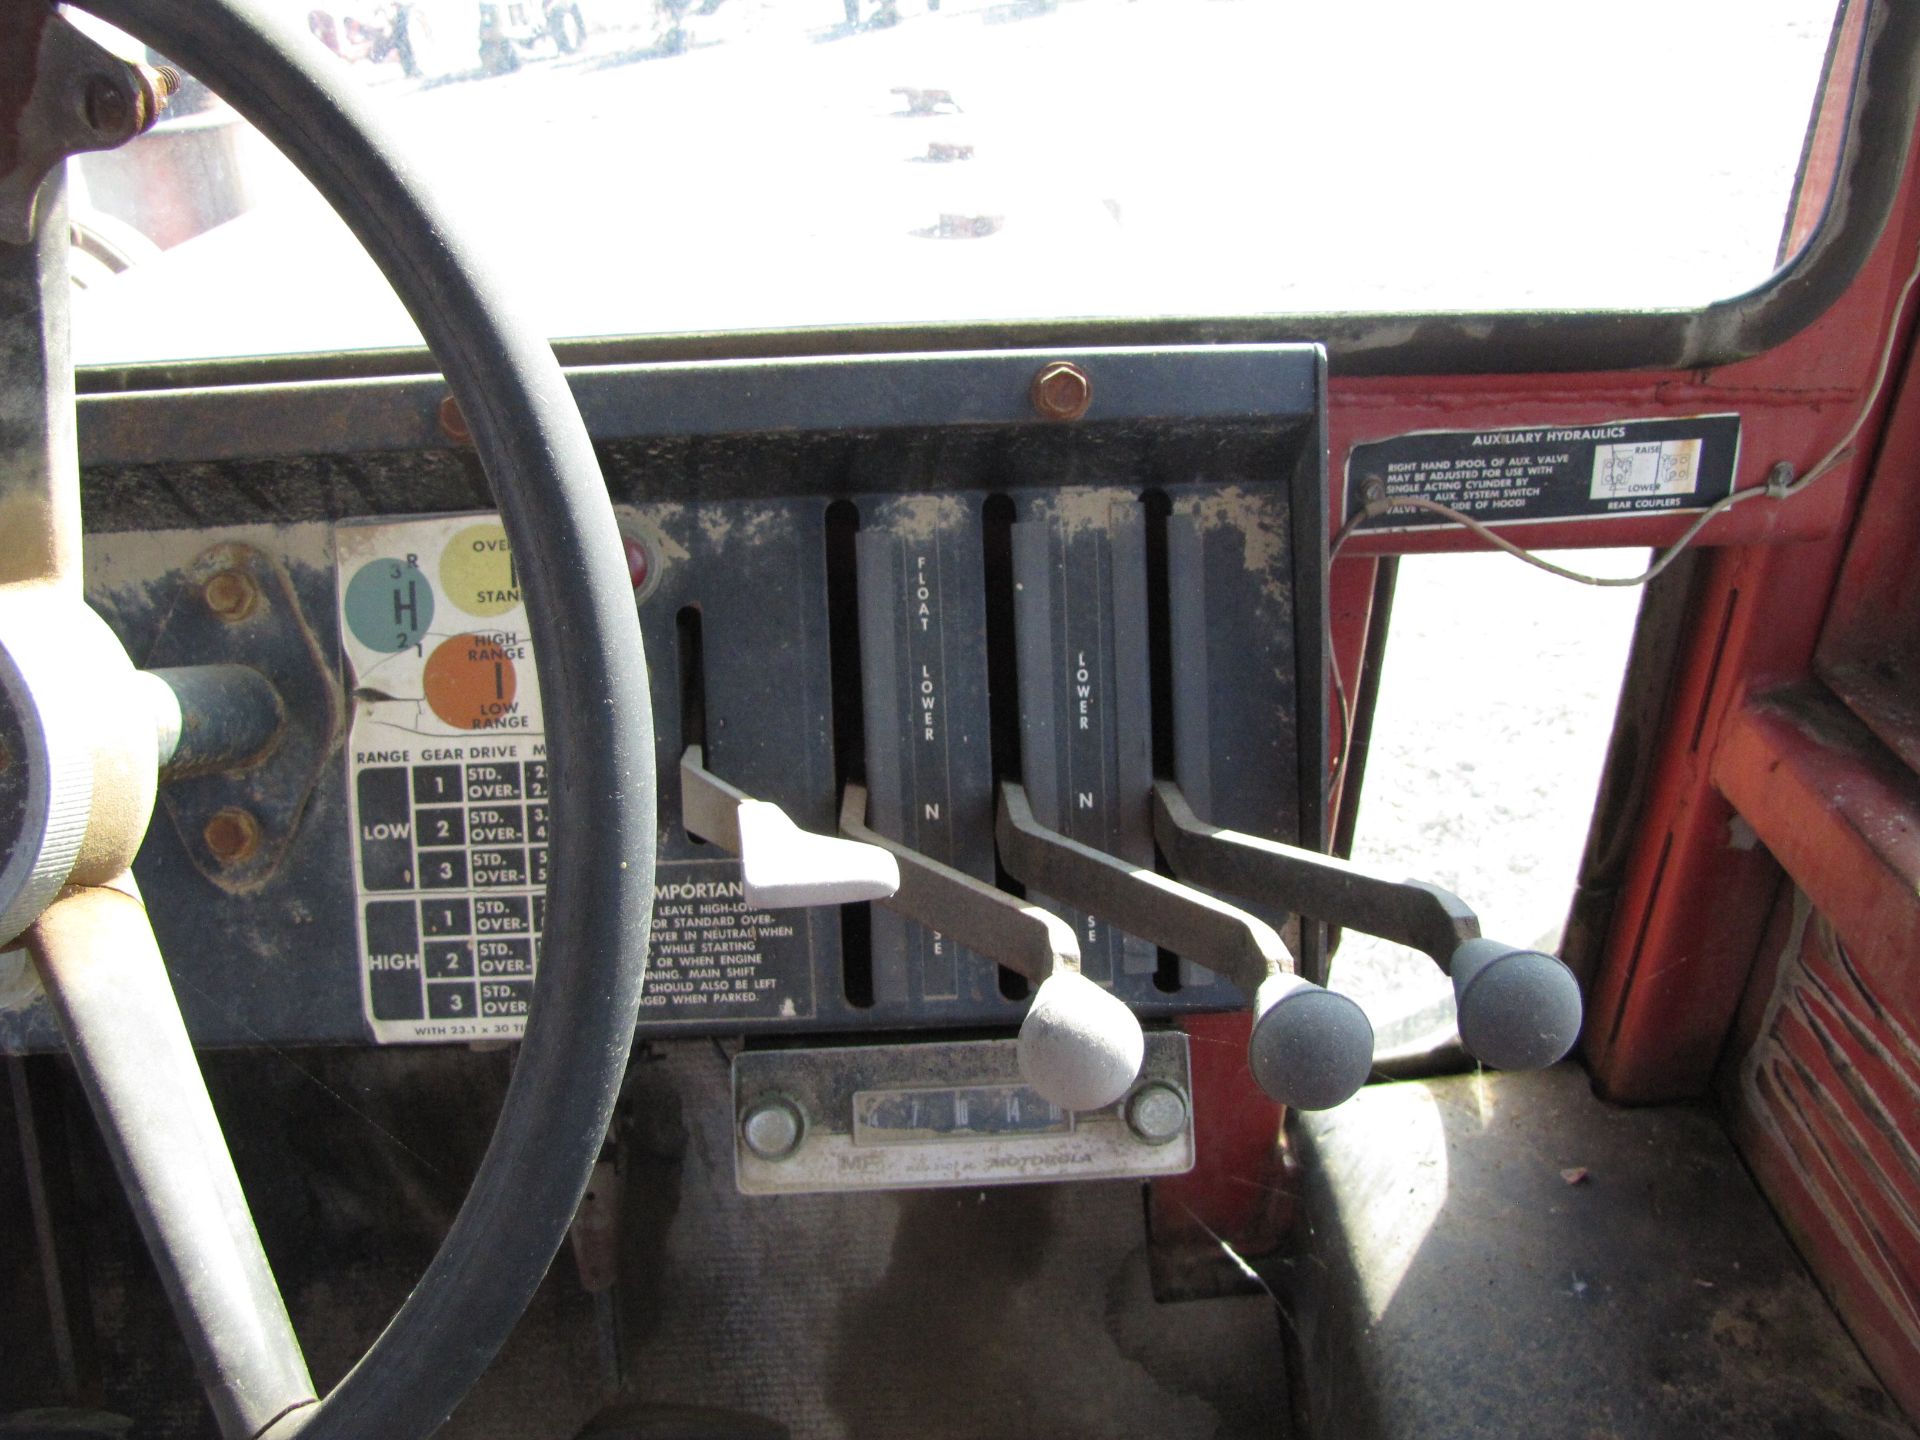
[622,535,652,593]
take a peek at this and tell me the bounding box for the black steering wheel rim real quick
[70,2,658,1435]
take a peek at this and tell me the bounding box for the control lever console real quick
[840,783,1143,1111]
[1151,782,1582,1071]
[996,781,1375,1110]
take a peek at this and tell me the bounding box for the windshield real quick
[69,0,1845,366]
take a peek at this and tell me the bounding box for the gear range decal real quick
[337,515,548,1042]
[335,511,817,1044]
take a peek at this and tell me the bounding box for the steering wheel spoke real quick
[27,876,316,1440]
[0,147,80,594]
[2,1,656,1432]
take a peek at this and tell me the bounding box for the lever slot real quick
[675,604,709,847]
[841,783,1143,1111]
[1151,781,1582,1071]
[982,491,1030,1002]
[1141,489,1186,998]
[1161,500,1324,981]
[854,503,998,1006]
[824,500,875,1007]
[679,746,898,910]
[997,780,1373,1110]
[1010,504,1157,983]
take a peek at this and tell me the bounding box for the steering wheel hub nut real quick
[0,588,161,948]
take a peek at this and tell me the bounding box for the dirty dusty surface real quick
[17,1041,1288,1438]
[611,1042,1288,1439]
[1289,1065,1916,1440]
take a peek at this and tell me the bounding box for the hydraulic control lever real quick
[1151,781,1583,1071]
[996,782,1374,1110]
[840,784,1145,1112]
[679,747,899,910]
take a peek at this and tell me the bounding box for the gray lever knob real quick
[1017,969,1146,1113]
[1249,972,1375,1111]
[1449,939,1583,1071]
[840,783,1144,1112]
[1000,780,1374,1112]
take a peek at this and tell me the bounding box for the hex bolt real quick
[439,394,473,446]
[1031,361,1093,423]
[202,807,263,866]
[202,569,260,623]
[1124,1082,1188,1146]
[741,1097,804,1161]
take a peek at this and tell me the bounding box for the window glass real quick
[1336,549,1647,1047]
[69,0,1844,365]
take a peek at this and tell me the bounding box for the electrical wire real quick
[1326,242,1920,811]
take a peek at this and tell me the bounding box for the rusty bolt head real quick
[439,394,473,446]
[82,74,132,135]
[203,807,263,866]
[128,65,177,129]
[1031,362,1092,423]
[202,569,260,622]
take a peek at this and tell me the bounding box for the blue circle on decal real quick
[345,557,435,653]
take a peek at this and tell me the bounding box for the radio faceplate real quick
[732,1033,1195,1195]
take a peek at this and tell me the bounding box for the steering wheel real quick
[0,1,656,1435]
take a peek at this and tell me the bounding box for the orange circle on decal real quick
[424,633,520,731]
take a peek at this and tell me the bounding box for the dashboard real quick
[5,344,1331,1186]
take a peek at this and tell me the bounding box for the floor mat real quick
[607,1041,1290,1439]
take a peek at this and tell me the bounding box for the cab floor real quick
[598,1041,1290,1440]
[2,1042,1289,1439]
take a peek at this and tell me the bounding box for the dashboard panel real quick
[1,345,1328,1053]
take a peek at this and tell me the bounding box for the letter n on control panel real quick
[854,499,997,1008]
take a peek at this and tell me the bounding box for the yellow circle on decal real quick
[440,522,521,616]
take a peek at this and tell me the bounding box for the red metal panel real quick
[1724,886,1920,1419]
[1783,0,1873,265]
[1817,307,1920,774]
[1576,526,1856,1099]
[1716,688,1920,1411]
[1317,160,1920,1101]
[1209,6,1920,1218]
[1147,1011,1291,1291]
[1325,553,1386,825]
[1714,688,1920,1004]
